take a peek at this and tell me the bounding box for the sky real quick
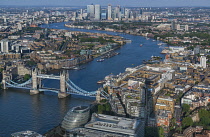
[1,0,210,7]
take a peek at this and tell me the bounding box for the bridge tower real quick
[30,68,39,95]
[2,70,7,90]
[58,70,69,98]
[96,89,101,102]
[2,70,11,90]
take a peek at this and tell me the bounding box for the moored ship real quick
[97,59,105,62]
[97,80,106,84]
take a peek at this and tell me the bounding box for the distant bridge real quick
[2,68,109,99]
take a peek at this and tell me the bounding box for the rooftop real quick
[72,105,90,113]
[85,113,140,136]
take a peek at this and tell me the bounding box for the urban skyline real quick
[2,2,210,136]
[1,0,210,7]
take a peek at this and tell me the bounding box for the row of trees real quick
[145,126,164,137]
[181,105,210,130]
[80,37,115,44]
[193,109,210,129]
[97,99,112,115]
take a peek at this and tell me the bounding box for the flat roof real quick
[85,113,140,136]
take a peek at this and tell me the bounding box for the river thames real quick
[0,22,165,136]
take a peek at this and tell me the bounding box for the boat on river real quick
[101,52,119,59]
[73,66,85,70]
[97,59,105,62]
[97,80,106,84]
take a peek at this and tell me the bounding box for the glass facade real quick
[61,106,90,131]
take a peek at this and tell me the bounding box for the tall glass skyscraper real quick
[94,4,101,20]
[87,4,95,19]
[101,9,107,20]
[108,4,112,20]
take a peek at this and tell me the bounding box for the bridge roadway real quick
[37,74,61,80]
[39,87,97,97]
[2,69,108,98]
[39,88,61,93]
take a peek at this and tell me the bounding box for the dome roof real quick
[61,106,90,131]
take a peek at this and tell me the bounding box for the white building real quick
[87,4,95,19]
[85,113,142,137]
[1,39,11,53]
[185,25,189,31]
[94,4,101,20]
[108,4,112,20]
[169,46,185,53]
[17,23,22,30]
[200,56,207,68]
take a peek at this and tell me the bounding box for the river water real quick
[0,22,165,137]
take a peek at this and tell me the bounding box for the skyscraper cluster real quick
[85,4,141,21]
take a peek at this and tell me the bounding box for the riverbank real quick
[36,24,128,71]
[0,22,165,137]
[64,22,171,52]
[65,23,157,40]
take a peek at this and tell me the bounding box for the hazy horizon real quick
[1,0,210,7]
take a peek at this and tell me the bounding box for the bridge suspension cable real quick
[5,78,32,87]
[67,79,96,94]
[66,79,109,99]
[66,80,97,96]
[5,81,31,89]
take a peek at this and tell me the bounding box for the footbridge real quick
[2,68,109,99]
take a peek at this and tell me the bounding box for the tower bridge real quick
[2,68,109,99]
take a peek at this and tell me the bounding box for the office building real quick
[200,56,207,68]
[87,4,95,19]
[121,7,125,18]
[185,24,189,31]
[125,8,130,19]
[94,4,101,20]
[114,6,120,20]
[155,96,175,114]
[101,9,107,20]
[176,24,181,30]
[1,39,11,53]
[3,17,7,23]
[194,45,200,55]
[61,106,90,131]
[171,21,176,30]
[108,4,112,20]
[17,23,22,30]
[84,113,142,137]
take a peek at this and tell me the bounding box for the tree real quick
[158,127,164,137]
[24,74,31,81]
[26,60,36,67]
[182,104,190,114]
[200,117,210,126]
[104,103,111,112]
[0,68,3,73]
[195,81,199,85]
[98,104,105,114]
[145,127,158,137]
[198,109,210,118]
[182,117,193,128]
[103,87,108,93]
